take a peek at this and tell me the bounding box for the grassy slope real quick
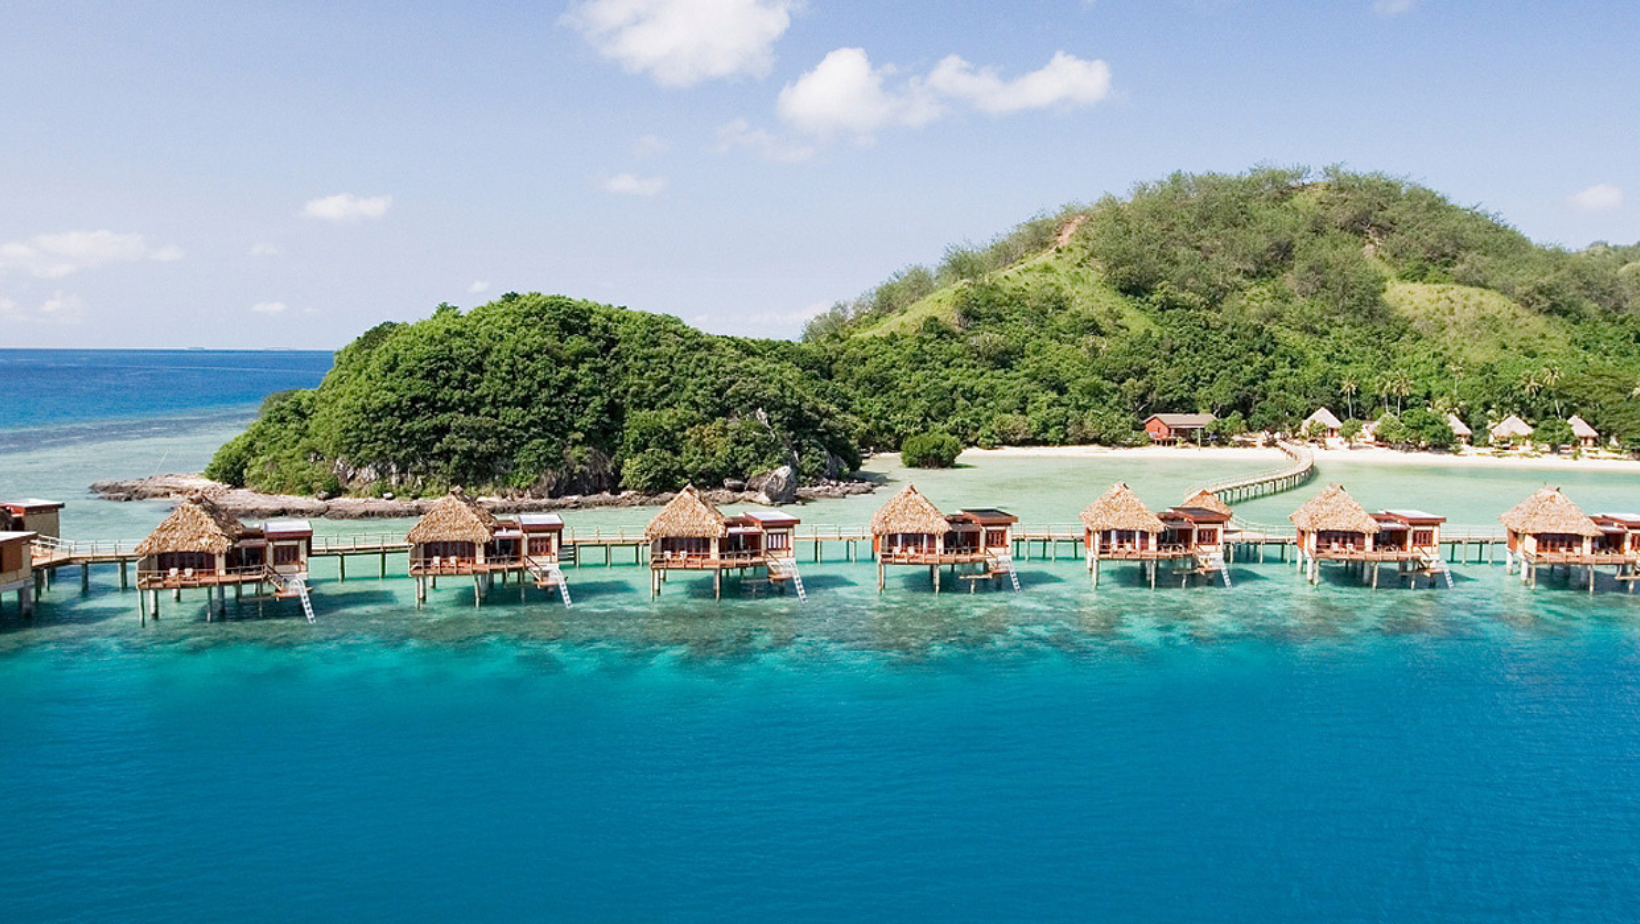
[851,233,1154,338]
[1384,281,1562,366]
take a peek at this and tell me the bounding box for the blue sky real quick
[1,0,1635,348]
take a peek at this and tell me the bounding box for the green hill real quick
[211,166,1640,498]
[805,166,1640,447]
[207,295,861,496]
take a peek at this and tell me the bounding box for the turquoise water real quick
[6,353,1640,921]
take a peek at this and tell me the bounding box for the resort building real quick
[405,492,572,606]
[1489,415,1533,447]
[1303,407,1342,440]
[645,486,804,600]
[1143,413,1216,444]
[1500,487,1623,591]
[1081,484,1233,587]
[2,498,63,540]
[1290,485,1449,587]
[1569,416,1600,450]
[1446,413,1472,445]
[869,485,1018,592]
[0,529,36,618]
[134,495,314,619]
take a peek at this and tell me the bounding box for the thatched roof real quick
[1500,486,1601,537]
[135,494,247,556]
[870,484,949,536]
[1569,415,1599,439]
[406,490,501,545]
[1305,407,1342,429]
[1180,489,1233,517]
[1080,483,1166,533]
[1446,413,1472,437]
[1289,484,1380,534]
[644,485,727,540]
[1490,415,1533,440]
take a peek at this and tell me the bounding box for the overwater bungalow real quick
[1081,484,1232,587]
[1500,487,1623,591]
[1569,415,1600,450]
[1489,415,1533,447]
[1290,485,1449,586]
[2,498,62,539]
[0,529,36,617]
[645,485,803,600]
[1303,407,1342,440]
[134,495,314,619]
[869,485,1018,592]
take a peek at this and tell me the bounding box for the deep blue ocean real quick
[3,351,1640,922]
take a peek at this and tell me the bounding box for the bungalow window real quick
[158,551,215,573]
[766,531,790,551]
[273,544,302,566]
[527,536,556,556]
[983,529,1008,549]
[1197,528,1218,545]
[1411,529,1434,547]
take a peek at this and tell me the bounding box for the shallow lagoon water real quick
[6,355,1640,921]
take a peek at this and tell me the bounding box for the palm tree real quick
[1340,378,1358,420]
[1541,365,1564,417]
[1447,361,1465,401]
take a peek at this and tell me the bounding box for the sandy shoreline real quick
[966,443,1640,472]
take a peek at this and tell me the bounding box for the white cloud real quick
[563,0,795,88]
[597,173,669,196]
[2,289,86,325]
[0,230,182,278]
[250,301,289,315]
[1373,0,1415,14]
[926,51,1111,115]
[777,48,942,141]
[634,134,671,156]
[249,242,281,257]
[468,280,491,294]
[1570,183,1624,213]
[712,118,815,163]
[301,193,393,221]
[775,48,1111,142]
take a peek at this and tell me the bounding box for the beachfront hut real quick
[1500,487,1611,590]
[1490,415,1533,447]
[1143,413,1216,444]
[1303,407,1342,440]
[134,495,311,619]
[1446,413,1472,445]
[1569,416,1600,450]
[645,486,803,600]
[1179,488,1234,518]
[869,486,1017,592]
[0,529,36,618]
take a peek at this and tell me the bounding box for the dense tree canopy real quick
[208,294,861,496]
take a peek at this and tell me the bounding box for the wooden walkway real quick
[1187,441,1316,504]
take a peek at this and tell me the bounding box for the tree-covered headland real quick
[211,166,1640,496]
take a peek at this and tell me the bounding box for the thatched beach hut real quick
[1179,489,1233,518]
[1569,415,1600,450]
[1303,407,1342,440]
[645,486,802,599]
[1489,415,1533,446]
[1445,413,1472,444]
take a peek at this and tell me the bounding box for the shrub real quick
[901,431,962,468]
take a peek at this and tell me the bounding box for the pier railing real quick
[1190,441,1315,505]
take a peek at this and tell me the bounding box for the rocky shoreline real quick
[89,473,881,520]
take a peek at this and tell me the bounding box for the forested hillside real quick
[211,167,1640,497]
[804,166,1640,447]
[207,295,861,496]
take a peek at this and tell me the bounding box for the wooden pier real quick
[1186,441,1316,505]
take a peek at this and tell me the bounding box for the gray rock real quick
[747,465,798,505]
